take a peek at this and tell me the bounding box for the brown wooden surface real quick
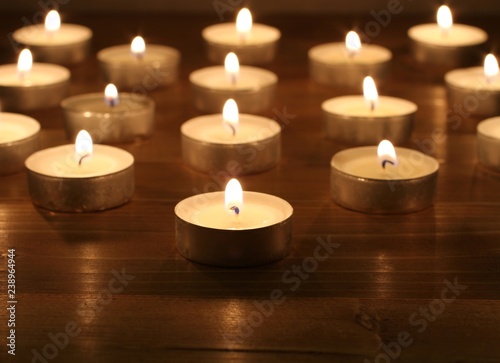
[1,12,500,363]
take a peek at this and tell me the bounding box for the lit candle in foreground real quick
[202,7,281,64]
[445,53,500,117]
[477,117,500,171]
[322,76,417,145]
[61,83,155,143]
[12,10,92,64]
[0,113,40,175]
[309,30,392,90]
[189,52,277,113]
[98,35,180,89]
[25,130,134,212]
[0,49,70,111]
[181,98,281,175]
[408,5,487,68]
[330,140,439,214]
[175,178,293,267]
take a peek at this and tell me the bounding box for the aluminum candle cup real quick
[61,93,155,143]
[175,191,293,267]
[0,113,40,176]
[408,24,487,68]
[12,24,92,65]
[477,117,500,171]
[25,144,134,212]
[202,23,280,64]
[322,96,416,145]
[189,66,277,113]
[98,45,180,89]
[308,43,392,90]
[181,113,281,175]
[330,147,439,214]
[0,63,70,111]
[445,67,500,117]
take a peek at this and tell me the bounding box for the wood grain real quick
[1,13,500,363]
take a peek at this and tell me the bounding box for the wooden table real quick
[1,12,500,363]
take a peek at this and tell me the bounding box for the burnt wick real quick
[381,160,395,169]
[78,154,90,166]
[230,206,240,215]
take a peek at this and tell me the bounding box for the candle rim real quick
[175,191,293,231]
[61,92,154,114]
[97,44,180,66]
[445,67,500,91]
[12,23,93,46]
[331,146,439,181]
[0,63,70,87]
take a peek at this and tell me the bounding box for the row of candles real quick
[1,7,499,267]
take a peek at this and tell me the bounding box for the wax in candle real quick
[0,64,69,87]
[13,24,92,46]
[25,144,133,178]
[203,23,280,46]
[182,114,280,144]
[190,66,277,91]
[408,24,487,47]
[309,43,392,64]
[323,96,417,117]
[478,117,500,139]
[0,113,40,144]
[332,147,438,180]
[98,44,177,64]
[445,67,500,90]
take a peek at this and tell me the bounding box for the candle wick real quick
[230,206,240,215]
[370,101,375,112]
[78,154,89,166]
[230,74,237,86]
[381,160,395,169]
[227,123,236,137]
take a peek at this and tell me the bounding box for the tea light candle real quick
[190,52,277,113]
[408,5,487,68]
[202,8,281,64]
[12,10,92,65]
[97,36,180,90]
[25,130,134,212]
[62,83,155,144]
[175,178,293,267]
[0,49,70,111]
[309,31,392,90]
[323,76,416,145]
[181,99,280,174]
[330,140,439,214]
[477,117,500,171]
[445,53,500,117]
[0,113,40,175]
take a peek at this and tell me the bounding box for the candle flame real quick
[45,10,61,33]
[345,31,361,57]
[437,5,453,33]
[377,140,398,169]
[223,99,239,136]
[75,130,93,164]
[17,49,33,79]
[236,8,252,41]
[484,53,499,82]
[225,178,243,216]
[131,36,146,58]
[104,84,119,107]
[363,76,378,111]
[225,52,239,85]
